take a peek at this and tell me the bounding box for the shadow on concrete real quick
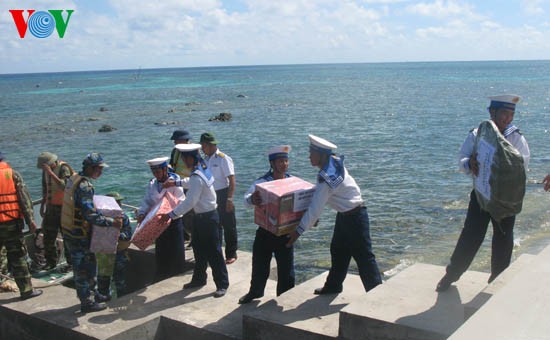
[87,286,213,325]
[31,303,84,329]
[396,286,464,339]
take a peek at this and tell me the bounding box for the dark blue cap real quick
[171,130,192,141]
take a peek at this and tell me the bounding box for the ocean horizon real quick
[1,60,549,282]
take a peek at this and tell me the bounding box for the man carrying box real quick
[287,135,382,295]
[239,145,296,304]
[161,144,229,298]
[137,157,186,282]
[61,153,123,313]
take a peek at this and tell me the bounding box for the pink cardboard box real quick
[254,177,315,235]
[131,192,179,250]
[93,195,123,218]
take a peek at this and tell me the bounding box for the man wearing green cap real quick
[200,132,238,264]
[37,151,74,270]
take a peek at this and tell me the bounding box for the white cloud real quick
[1,0,550,73]
[521,0,545,15]
[406,0,480,20]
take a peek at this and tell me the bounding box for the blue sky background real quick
[1,0,549,73]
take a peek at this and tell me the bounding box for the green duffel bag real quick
[473,120,526,222]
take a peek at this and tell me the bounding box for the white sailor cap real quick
[488,95,521,111]
[308,134,337,154]
[267,145,291,161]
[175,143,202,153]
[146,157,169,169]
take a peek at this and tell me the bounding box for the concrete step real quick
[464,253,536,319]
[243,271,366,340]
[448,245,550,340]
[0,250,278,340]
[339,263,489,340]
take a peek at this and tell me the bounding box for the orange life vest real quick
[0,162,22,223]
[45,161,74,206]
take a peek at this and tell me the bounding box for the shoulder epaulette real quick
[217,151,226,158]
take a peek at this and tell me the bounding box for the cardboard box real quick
[254,177,315,235]
[90,195,123,254]
[131,192,179,250]
[90,225,120,254]
[93,195,123,218]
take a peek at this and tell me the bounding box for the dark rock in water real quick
[236,94,246,98]
[209,112,232,122]
[88,117,101,121]
[185,101,200,106]
[99,107,108,112]
[98,124,116,132]
[168,108,176,113]
[35,84,40,88]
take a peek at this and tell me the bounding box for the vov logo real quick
[9,10,74,39]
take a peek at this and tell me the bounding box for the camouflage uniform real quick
[97,211,133,298]
[41,161,73,268]
[0,245,7,281]
[63,172,118,305]
[0,165,36,295]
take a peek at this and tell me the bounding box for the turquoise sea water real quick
[1,61,549,282]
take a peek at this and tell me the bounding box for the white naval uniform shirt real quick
[138,175,185,217]
[243,174,290,209]
[204,149,234,191]
[244,178,267,209]
[458,128,530,175]
[168,173,217,218]
[295,168,364,235]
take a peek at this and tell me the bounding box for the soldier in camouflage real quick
[37,151,74,270]
[61,153,123,313]
[0,151,43,300]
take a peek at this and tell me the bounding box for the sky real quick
[1,0,549,74]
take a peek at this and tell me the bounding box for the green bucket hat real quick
[200,132,218,145]
[37,152,58,168]
[106,191,125,202]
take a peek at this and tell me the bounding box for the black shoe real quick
[314,286,342,295]
[213,288,227,298]
[95,293,112,303]
[238,292,263,304]
[20,289,43,301]
[183,281,206,289]
[436,275,454,292]
[81,301,107,313]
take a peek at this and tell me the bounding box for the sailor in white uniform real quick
[137,157,186,282]
[287,135,382,294]
[161,144,229,298]
[239,145,295,304]
[437,95,530,292]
